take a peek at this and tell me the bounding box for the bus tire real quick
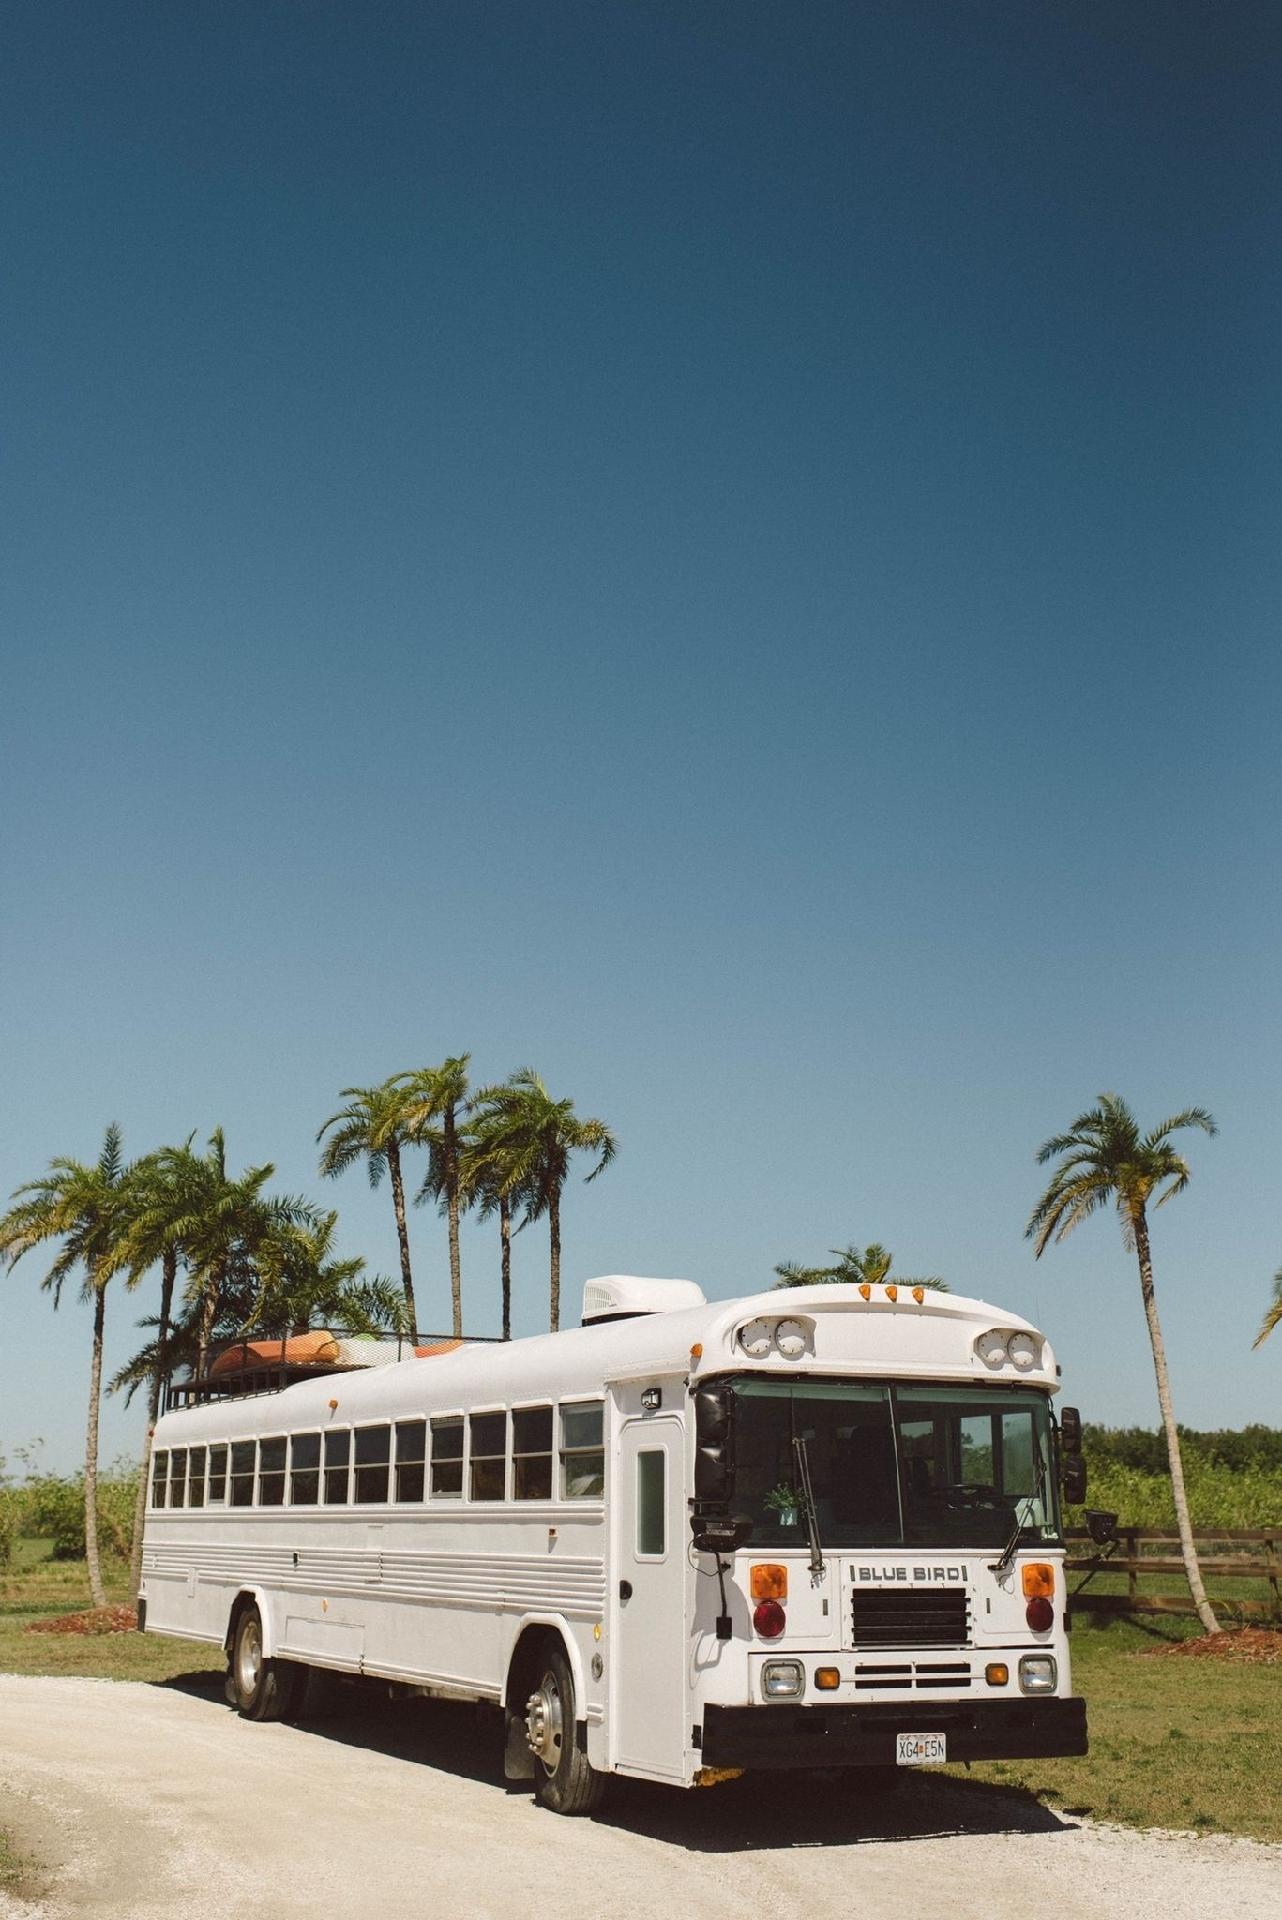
[526,1643,605,1816]
[230,1603,298,1723]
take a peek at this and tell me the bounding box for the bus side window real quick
[230,1441,256,1508]
[469,1412,506,1501]
[354,1426,391,1504]
[560,1404,604,1500]
[188,1446,206,1509]
[636,1449,665,1557]
[290,1433,321,1505]
[151,1451,169,1509]
[259,1437,287,1506]
[207,1445,228,1503]
[513,1407,553,1500]
[395,1421,426,1502]
[169,1449,188,1508]
[430,1417,463,1498]
[324,1430,351,1504]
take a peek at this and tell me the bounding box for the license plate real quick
[896,1732,946,1766]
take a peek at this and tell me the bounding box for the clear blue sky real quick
[3,2,1279,1472]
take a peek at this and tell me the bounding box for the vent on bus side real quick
[581,1275,707,1325]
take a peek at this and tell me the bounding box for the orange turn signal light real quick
[985,1663,1009,1686]
[815,1668,841,1691]
[1022,1563,1054,1599]
[750,1563,788,1601]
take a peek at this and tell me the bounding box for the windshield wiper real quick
[992,1441,1047,1582]
[791,1435,825,1582]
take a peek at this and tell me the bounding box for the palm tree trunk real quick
[129,1249,176,1596]
[500,1196,512,1342]
[196,1262,223,1377]
[549,1185,561,1334]
[1134,1208,1218,1635]
[387,1142,419,1340]
[445,1106,462,1338]
[84,1280,107,1610]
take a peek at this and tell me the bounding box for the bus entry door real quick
[612,1416,686,1778]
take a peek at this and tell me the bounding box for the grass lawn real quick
[4,1546,1280,1842]
[949,1612,1282,1843]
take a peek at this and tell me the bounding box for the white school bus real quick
[140,1275,1088,1813]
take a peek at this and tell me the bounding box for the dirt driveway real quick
[1,1672,1279,1920]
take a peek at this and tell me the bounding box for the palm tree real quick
[0,1126,136,1608]
[1253,1268,1282,1348]
[479,1070,616,1333]
[773,1242,947,1291]
[318,1079,423,1338]
[112,1137,205,1592]
[1026,1092,1219,1635]
[462,1088,540,1341]
[406,1056,472,1339]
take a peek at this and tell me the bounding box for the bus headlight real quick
[1019,1654,1058,1694]
[761,1660,805,1699]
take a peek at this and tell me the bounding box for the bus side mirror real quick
[1062,1454,1087,1505]
[1086,1508,1117,1545]
[689,1513,751,1554]
[1060,1406,1082,1453]
[693,1382,735,1505]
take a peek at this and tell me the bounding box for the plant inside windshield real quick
[732,1379,1058,1549]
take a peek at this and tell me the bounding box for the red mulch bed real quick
[25,1606,138,1637]
[1146,1627,1282,1665]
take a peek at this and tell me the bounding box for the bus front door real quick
[612,1417,686,1779]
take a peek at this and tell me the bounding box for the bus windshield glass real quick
[731,1378,1059,1550]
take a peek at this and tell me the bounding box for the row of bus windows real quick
[149,1404,605,1510]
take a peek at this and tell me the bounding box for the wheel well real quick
[224,1590,260,1657]
[505,1624,558,1715]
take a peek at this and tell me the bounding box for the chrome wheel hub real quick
[236,1618,262,1697]
[525,1671,564,1770]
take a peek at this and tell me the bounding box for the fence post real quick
[1127,1527,1139,1609]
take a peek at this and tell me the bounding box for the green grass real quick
[949,1614,1282,1843]
[0,1828,30,1898]
[0,1543,224,1684]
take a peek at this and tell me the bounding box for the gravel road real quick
[1,1672,1279,1920]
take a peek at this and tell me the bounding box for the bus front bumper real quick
[698,1696,1087,1770]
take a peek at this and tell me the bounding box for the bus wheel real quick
[230,1604,298,1723]
[525,1644,605,1816]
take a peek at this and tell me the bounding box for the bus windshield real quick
[731,1378,1060,1550]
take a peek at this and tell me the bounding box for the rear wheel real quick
[525,1643,605,1815]
[229,1605,304,1722]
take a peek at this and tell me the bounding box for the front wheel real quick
[229,1605,304,1722]
[525,1644,605,1815]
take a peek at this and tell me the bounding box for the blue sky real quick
[3,2,1279,1471]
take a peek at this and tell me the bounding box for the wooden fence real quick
[1065,1526,1281,1619]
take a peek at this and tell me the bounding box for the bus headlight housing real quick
[1019,1654,1058,1695]
[761,1660,805,1699]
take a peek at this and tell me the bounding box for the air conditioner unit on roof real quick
[581,1275,706,1325]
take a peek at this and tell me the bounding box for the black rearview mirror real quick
[1060,1405,1082,1453]
[1086,1508,1118,1545]
[1062,1453,1087,1505]
[693,1381,735,1505]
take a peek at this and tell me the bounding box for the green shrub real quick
[9,1465,140,1561]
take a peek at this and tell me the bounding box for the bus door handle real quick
[618,1580,633,1602]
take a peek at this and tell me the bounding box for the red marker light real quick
[753,1599,786,1639]
[1025,1596,1055,1633]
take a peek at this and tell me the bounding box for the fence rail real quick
[1065,1526,1281,1619]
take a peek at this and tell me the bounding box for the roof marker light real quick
[885,1284,897,1302]
[912,1286,925,1304]
[858,1284,871,1300]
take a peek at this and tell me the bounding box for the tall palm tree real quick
[406,1056,472,1339]
[463,1088,540,1341]
[1026,1092,1219,1635]
[318,1078,422,1338]
[479,1070,616,1333]
[113,1137,205,1592]
[172,1130,288,1373]
[0,1125,136,1608]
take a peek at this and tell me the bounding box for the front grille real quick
[851,1587,969,1649]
